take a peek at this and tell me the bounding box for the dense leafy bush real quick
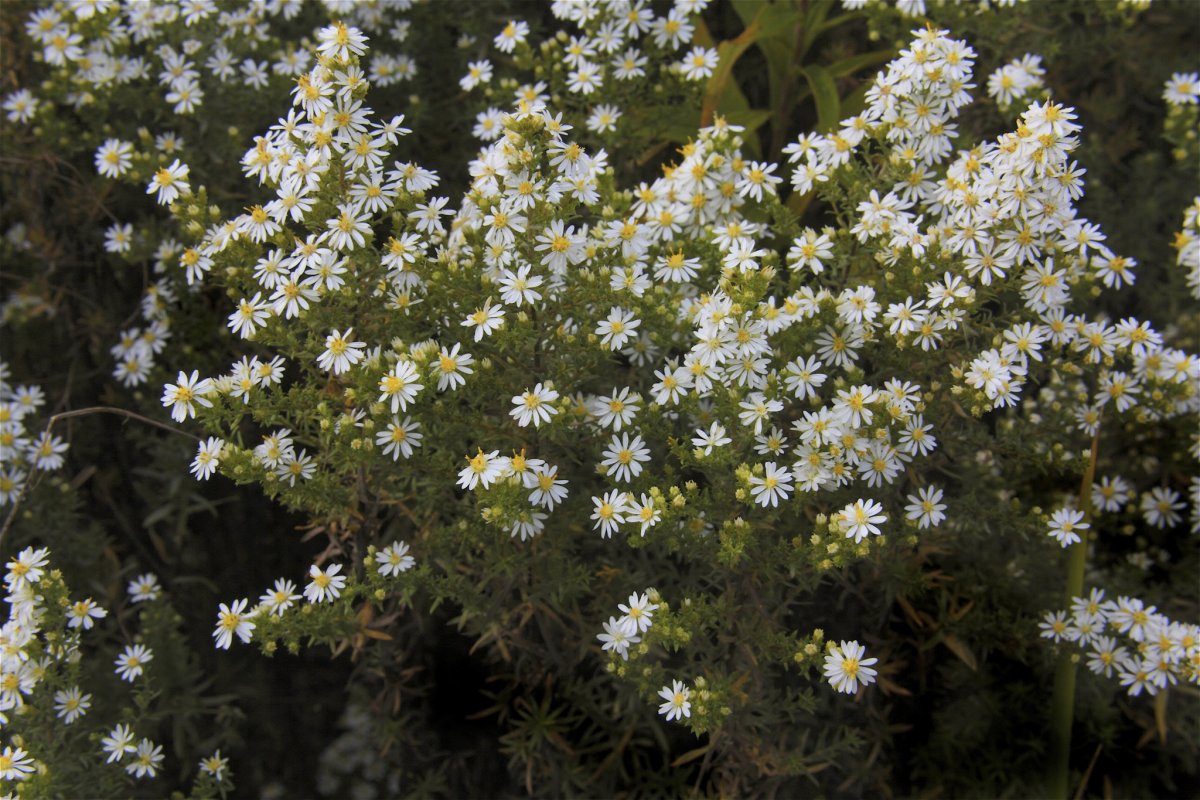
[1,1,1197,797]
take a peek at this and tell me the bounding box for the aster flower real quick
[213,598,255,649]
[0,744,34,781]
[838,499,887,543]
[749,462,793,508]
[904,486,947,529]
[597,615,639,660]
[276,449,315,486]
[304,563,347,603]
[316,328,366,375]
[511,383,560,428]
[1047,508,1089,548]
[114,644,153,682]
[259,578,301,616]
[53,686,92,724]
[101,723,138,763]
[190,437,224,481]
[591,490,629,538]
[596,307,641,351]
[376,416,423,460]
[126,739,164,779]
[600,433,650,483]
[457,449,510,491]
[66,597,107,630]
[618,591,659,633]
[375,541,416,577]
[657,680,692,721]
[200,750,229,781]
[317,22,368,62]
[128,573,162,603]
[146,159,190,205]
[461,301,506,342]
[94,140,133,178]
[378,360,423,413]
[823,640,879,694]
[161,370,213,422]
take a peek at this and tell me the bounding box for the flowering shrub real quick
[1,0,1197,796]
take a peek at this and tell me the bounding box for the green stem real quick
[1047,429,1101,799]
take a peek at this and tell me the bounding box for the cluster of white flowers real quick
[248,428,313,486]
[986,54,1046,107]
[1088,474,1197,537]
[0,546,54,782]
[1041,588,1200,696]
[138,21,1196,714]
[140,21,457,465]
[594,585,695,724]
[100,722,164,778]
[214,541,414,650]
[470,0,719,142]
[27,0,1183,729]
[0,367,68,506]
[457,448,570,541]
[596,589,659,661]
[0,545,167,780]
[841,0,1032,15]
[213,561,352,649]
[548,0,715,88]
[0,541,237,783]
[12,1,429,119]
[109,275,176,388]
[466,104,935,550]
[788,27,1198,436]
[2,547,54,722]
[1175,198,1200,300]
[3,1,438,393]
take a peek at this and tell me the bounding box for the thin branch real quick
[0,406,200,549]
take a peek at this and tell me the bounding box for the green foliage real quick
[1,1,1198,798]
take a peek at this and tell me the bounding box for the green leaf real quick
[826,48,897,80]
[730,0,762,28]
[800,0,837,56]
[759,36,794,111]
[758,2,803,39]
[815,11,860,38]
[698,17,762,125]
[801,64,840,131]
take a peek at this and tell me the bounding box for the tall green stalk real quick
[1047,430,1101,799]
